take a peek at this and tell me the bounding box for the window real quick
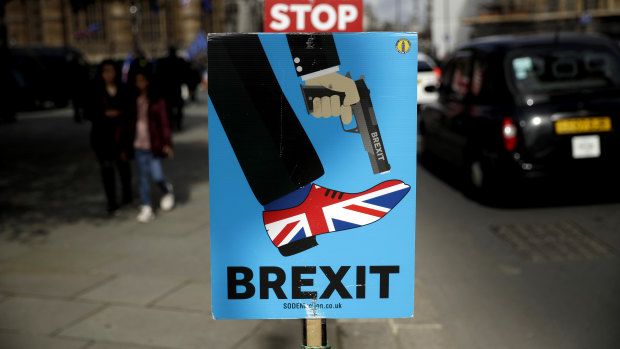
[440,51,473,102]
[73,1,105,42]
[509,46,620,93]
[225,3,238,33]
[137,0,165,47]
[471,57,486,97]
[418,60,433,72]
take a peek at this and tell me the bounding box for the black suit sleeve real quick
[286,34,340,77]
[208,34,324,205]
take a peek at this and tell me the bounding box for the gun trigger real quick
[340,117,360,134]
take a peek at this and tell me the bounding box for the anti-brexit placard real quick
[208,33,417,319]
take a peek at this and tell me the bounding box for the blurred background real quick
[4,0,620,59]
[2,0,620,117]
[1,1,619,349]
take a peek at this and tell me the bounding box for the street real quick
[1,95,619,349]
[416,159,620,349]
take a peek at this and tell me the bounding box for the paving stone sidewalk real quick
[0,99,447,349]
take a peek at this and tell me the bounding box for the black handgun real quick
[300,74,391,174]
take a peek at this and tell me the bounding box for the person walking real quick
[156,46,190,130]
[86,60,132,215]
[130,68,175,223]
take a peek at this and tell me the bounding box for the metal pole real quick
[443,0,450,58]
[130,0,141,56]
[302,318,329,349]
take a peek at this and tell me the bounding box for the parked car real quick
[0,51,20,121]
[419,32,620,199]
[417,53,441,109]
[6,46,90,112]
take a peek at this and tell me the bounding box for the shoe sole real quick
[277,236,318,256]
[160,204,174,211]
[137,214,155,223]
[160,195,175,211]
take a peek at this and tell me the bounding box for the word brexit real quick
[228,265,400,300]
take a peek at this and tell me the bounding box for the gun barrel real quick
[351,104,390,174]
[351,79,390,174]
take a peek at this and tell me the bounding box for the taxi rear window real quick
[510,46,620,93]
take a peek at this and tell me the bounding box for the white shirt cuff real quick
[301,66,340,81]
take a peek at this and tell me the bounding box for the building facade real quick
[463,0,620,42]
[5,0,221,62]
[432,0,620,60]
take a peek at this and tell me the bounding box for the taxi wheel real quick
[463,153,496,202]
[470,160,485,189]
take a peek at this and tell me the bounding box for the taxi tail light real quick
[432,67,442,84]
[502,118,517,151]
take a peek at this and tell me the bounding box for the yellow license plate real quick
[554,117,612,135]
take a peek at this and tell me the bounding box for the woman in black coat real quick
[86,59,132,215]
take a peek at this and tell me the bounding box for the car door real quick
[467,50,515,159]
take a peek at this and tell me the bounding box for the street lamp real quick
[130,1,142,56]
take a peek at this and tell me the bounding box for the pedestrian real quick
[156,46,190,130]
[86,59,132,215]
[130,68,175,223]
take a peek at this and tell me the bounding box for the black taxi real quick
[419,33,620,199]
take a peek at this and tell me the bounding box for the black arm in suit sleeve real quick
[286,34,340,77]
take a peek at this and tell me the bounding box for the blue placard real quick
[209,32,417,319]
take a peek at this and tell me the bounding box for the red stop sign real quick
[264,0,363,32]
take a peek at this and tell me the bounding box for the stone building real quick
[463,0,620,41]
[4,0,223,62]
[432,0,620,59]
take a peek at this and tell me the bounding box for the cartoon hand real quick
[305,72,360,124]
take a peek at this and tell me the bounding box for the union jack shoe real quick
[263,180,410,256]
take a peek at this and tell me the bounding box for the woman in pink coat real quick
[130,68,175,223]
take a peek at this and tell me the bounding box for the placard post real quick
[302,318,329,349]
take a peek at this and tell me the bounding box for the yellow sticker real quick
[396,38,411,54]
